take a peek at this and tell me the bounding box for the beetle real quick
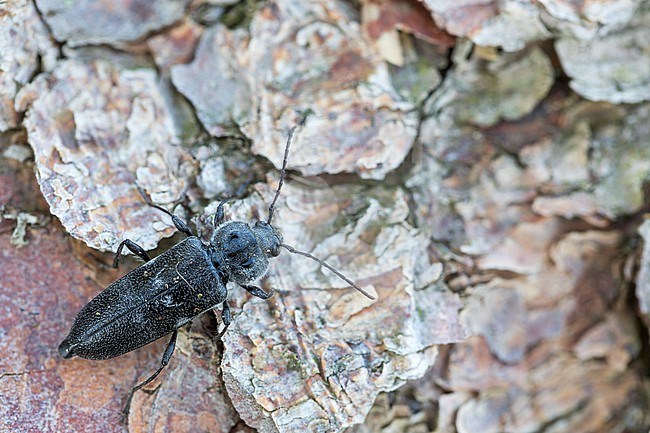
[58,123,375,415]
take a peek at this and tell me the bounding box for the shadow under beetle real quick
[58,124,376,416]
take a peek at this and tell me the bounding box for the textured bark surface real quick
[2,0,650,432]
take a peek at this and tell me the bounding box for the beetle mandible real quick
[58,123,376,414]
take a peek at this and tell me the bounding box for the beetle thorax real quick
[210,221,282,285]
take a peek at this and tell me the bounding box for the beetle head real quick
[211,221,282,285]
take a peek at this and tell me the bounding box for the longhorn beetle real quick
[58,123,375,416]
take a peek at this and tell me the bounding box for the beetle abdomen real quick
[59,237,226,360]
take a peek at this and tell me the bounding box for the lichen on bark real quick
[2,0,650,432]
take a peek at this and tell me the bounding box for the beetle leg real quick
[122,329,179,420]
[113,239,151,268]
[240,284,274,300]
[217,302,231,338]
[169,213,194,237]
[137,187,195,237]
[156,206,194,237]
[213,198,229,227]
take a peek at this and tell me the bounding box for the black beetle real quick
[58,124,375,415]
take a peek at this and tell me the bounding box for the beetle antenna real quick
[267,127,295,225]
[281,243,376,300]
[267,116,308,225]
